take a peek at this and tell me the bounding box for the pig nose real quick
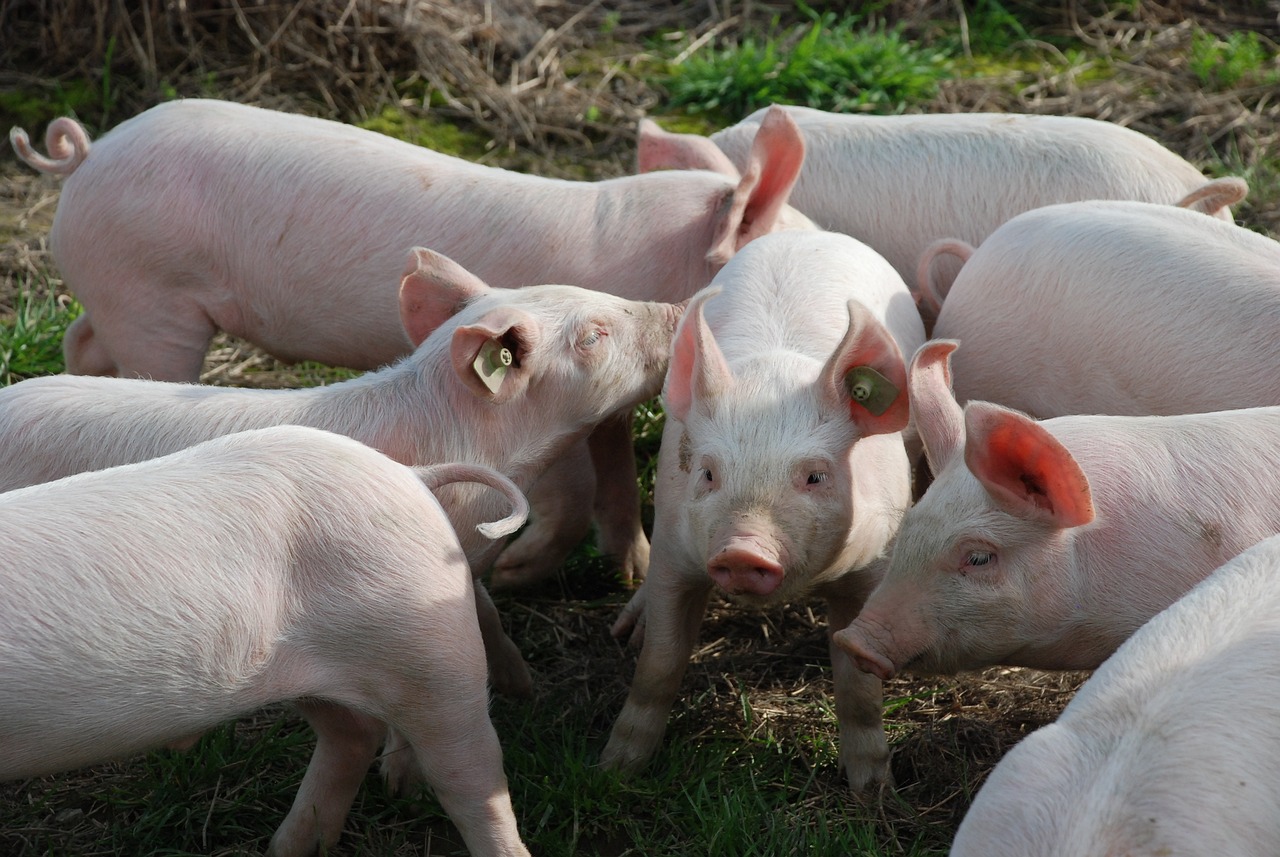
[707,547,785,596]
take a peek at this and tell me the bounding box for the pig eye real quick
[579,327,605,348]
[702,467,714,482]
[965,550,995,568]
[806,471,828,485]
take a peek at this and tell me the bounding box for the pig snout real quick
[833,617,899,682]
[707,537,786,596]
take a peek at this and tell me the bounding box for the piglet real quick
[952,532,1280,857]
[917,191,1275,419]
[639,105,1231,304]
[0,425,531,857]
[0,248,683,702]
[11,99,808,587]
[836,340,1280,680]
[601,230,925,791]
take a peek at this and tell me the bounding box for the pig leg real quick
[588,411,650,585]
[382,614,530,857]
[395,698,529,857]
[489,442,595,589]
[268,701,384,857]
[825,579,891,793]
[62,315,121,377]
[58,269,217,381]
[474,582,534,698]
[601,566,712,773]
[378,585,528,799]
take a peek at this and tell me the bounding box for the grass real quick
[1188,27,1277,90]
[0,282,75,384]
[659,11,951,119]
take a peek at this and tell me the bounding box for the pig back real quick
[711,109,1218,282]
[935,200,1280,419]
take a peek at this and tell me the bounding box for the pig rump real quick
[0,426,530,857]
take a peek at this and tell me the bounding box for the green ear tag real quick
[473,339,513,394]
[844,366,898,416]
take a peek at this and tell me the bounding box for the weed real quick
[0,285,77,385]
[1188,28,1276,90]
[660,12,950,118]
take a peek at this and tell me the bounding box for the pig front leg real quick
[269,701,384,857]
[601,566,711,773]
[588,411,650,585]
[826,582,891,793]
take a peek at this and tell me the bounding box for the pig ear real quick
[664,287,733,422]
[819,300,909,436]
[705,105,805,265]
[450,306,540,403]
[963,402,1095,528]
[636,118,741,178]
[1174,176,1247,218]
[400,247,493,347]
[910,340,965,472]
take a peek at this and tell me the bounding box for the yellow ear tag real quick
[845,366,898,416]
[473,339,513,394]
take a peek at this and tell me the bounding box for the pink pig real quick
[950,531,1280,857]
[836,340,1280,681]
[0,425,531,857]
[0,248,683,702]
[601,230,925,791]
[916,192,1276,420]
[638,105,1231,307]
[10,98,810,587]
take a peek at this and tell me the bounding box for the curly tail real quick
[915,238,975,317]
[10,117,92,176]
[1175,176,1248,219]
[413,463,529,540]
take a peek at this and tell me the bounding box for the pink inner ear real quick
[448,307,538,403]
[705,107,806,265]
[964,404,1095,528]
[636,119,741,177]
[399,247,492,347]
[737,106,805,237]
[825,301,909,436]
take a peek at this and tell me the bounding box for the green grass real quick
[659,11,951,119]
[1188,28,1277,90]
[0,282,76,384]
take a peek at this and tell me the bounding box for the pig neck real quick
[288,355,584,491]
[460,173,719,302]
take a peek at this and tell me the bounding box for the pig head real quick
[837,339,1280,682]
[666,289,912,604]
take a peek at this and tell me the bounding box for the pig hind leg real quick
[61,274,218,382]
[488,442,595,589]
[588,412,651,585]
[268,701,385,857]
[378,620,529,855]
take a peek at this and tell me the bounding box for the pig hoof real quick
[839,739,893,794]
[380,732,426,797]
